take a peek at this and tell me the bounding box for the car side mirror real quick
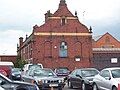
[76,74,82,78]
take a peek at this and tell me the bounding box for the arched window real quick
[44,41,51,57]
[59,41,67,57]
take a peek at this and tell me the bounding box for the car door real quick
[74,69,82,88]
[98,70,111,90]
[22,69,35,83]
[69,70,77,86]
[69,69,82,88]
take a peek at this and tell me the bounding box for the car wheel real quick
[81,82,86,90]
[93,83,98,90]
[112,86,117,90]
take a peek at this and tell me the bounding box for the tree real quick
[14,55,27,68]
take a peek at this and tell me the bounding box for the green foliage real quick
[14,55,27,68]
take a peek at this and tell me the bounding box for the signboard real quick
[75,57,80,61]
[111,58,118,63]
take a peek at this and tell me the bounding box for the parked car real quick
[22,63,43,75]
[22,67,65,90]
[0,73,39,90]
[0,61,14,79]
[67,68,99,90]
[54,67,70,80]
[0,69,7,77]
[93,67,120,90]
[0,61,14,67]
[11,68,22,80]
[0,66,12,78]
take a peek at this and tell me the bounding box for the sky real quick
[0,0,120,55]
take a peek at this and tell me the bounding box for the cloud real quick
[0,29,31,55]
[0,0,120,55]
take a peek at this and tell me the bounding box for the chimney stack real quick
[45,10,52,22]
[19,37,23,47]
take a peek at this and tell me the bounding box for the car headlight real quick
[58,80,61,83]
[12,73,15,76]
[59,80,64,83]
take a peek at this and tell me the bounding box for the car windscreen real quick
[111,69,120,78]
[81,69,99,77]
[12,68,21,74]
[33,69,55,77]
[57,68,68,73]
[29,65,42,70]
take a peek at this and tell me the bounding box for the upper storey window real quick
[61,17,67,25]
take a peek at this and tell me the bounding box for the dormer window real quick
[61,17,67,25]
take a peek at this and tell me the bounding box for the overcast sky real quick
[0,0,120,55]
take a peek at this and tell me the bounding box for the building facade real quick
[0,55,17,64]
[17,0,93,70]
[92,33,120,70]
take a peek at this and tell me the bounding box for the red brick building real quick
[93,32,120,70]
[17,0,93,70]
[0,55,17,64]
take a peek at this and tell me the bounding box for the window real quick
[111,69,120,78]
[101,45,114,48]
[62,18,65,25]
[100,70,110,78]
[61,17,66,25]
[44,42,51,58]
[59,41,67,57]
[71,70,77,76]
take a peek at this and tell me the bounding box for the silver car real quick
[22,67,65,90]
[93,67,120,90]
[0,73,39,90]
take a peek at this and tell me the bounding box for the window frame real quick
[59,41,68,58]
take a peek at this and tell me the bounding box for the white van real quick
[0,61,14,67]
[22,63,43,75]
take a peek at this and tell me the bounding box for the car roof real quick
[0,62,14,66]
[77,68,98,70]
[102,67,120,71]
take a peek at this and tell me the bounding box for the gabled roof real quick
[96,32,120,43]
[93,35,103,41]
[53,0,74,17]
[33,0,90,33]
